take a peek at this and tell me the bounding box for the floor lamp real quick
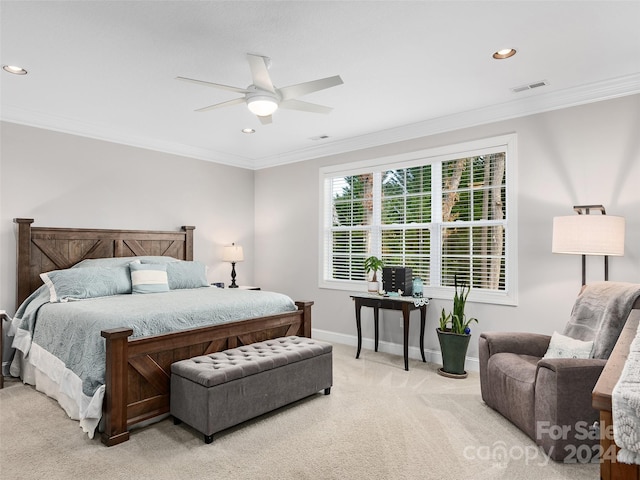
[552,205,625,285]
[222,243,244,288]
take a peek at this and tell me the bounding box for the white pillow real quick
[129,262,169,294]
[543,331,594,359]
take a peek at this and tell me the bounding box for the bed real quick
[10,218,313,446]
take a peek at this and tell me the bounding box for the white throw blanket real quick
[613,311,640,464]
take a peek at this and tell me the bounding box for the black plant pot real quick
[436,328,471,379]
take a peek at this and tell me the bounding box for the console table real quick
[351,294,428,371]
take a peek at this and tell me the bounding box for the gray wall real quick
[0,122,256,313]
[254,94,640,368]
[2,95,639,369]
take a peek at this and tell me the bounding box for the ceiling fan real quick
[177,53,343,125]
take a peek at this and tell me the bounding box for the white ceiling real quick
[1,1,639,170]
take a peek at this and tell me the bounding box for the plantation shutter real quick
[380,166,432,283]
[321,134,515,303]
[440,153,506,289]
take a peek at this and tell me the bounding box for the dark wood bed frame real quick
[13,218,313,446]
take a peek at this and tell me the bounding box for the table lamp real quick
[222,243,244,288]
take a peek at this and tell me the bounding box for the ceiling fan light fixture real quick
[247,96,278,117]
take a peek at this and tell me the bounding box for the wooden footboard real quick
[593,299,640,479]
[100,301,313,446]
[13,219,314,446]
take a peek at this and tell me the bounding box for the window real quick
[319,134,517,305]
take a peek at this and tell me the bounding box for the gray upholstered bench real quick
[170,336,333,443]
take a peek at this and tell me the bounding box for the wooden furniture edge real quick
[593,298,640,410]
[100,301,313,446]
[592,298,640,480]
[14,218,34,309]
[13,218,194,307]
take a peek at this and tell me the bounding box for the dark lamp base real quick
[229,261,239,288]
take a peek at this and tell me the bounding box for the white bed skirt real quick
[10,347,104,438]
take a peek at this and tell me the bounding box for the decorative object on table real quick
[222,243,244,288]
[412,277,423,297]
[363,255,384,293]
[552,204,625,285]
[382,266,412,296]
[437,276,477,379]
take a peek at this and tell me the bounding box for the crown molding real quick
[2,73,639,171]
[252,73,640,169]
[0,105,255,169]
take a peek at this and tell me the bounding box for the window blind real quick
[320,135,517,304]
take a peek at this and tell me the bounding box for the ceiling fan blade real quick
[176,76,248,94]
[279,75,343,101]
[258,114,273,125]
[246,54,276,93]
[279,99,333,114]
[195,97,246,112]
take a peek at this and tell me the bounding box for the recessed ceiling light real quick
[492,48,517,60]
[241,128,255,134]
[2,65,28,75]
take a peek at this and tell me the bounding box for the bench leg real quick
[204,434,213,444]
[324,387,331,395]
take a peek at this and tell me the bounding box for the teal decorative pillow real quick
[163,261,208,290]
[40,266,132,302]
[542,331,594,359]
[129,262,170,294]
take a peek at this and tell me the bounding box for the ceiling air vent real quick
[511,80,549,93]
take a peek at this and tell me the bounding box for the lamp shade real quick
[552,215,625,256]
[222,244,244,262]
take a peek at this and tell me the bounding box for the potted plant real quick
[363,255,384,293]
[437,276,478,378]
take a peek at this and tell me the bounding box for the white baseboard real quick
[312,328,480,373]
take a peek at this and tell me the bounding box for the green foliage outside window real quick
[329,152,506,292]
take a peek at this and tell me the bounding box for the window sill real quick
[319,280,517,306]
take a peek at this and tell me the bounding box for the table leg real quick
[402,303,410,371]
[374,306,379,352]
[355,299,362,359]
[420,305,427,363]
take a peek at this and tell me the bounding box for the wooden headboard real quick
[14,218,195,308]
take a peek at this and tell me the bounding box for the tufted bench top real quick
[171,336,332,388]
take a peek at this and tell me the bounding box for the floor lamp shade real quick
[552,215,625,256]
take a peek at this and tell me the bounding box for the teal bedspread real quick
[9,286,297,436]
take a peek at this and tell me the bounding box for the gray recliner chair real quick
[479,282,640,461]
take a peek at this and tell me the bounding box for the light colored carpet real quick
[0,343,597,479]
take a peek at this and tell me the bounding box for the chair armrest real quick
[537,357,606,409]
[480,331,551,358]
[538,357,607,374]
[535,357,607,461]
